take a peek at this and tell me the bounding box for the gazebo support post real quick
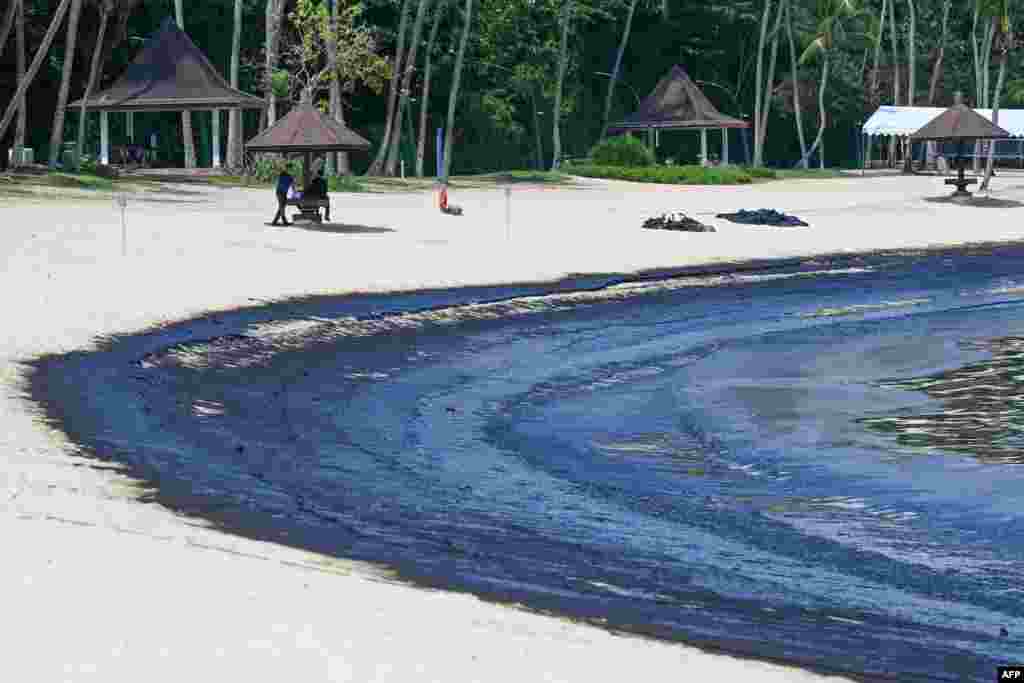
[127,111,134,144]
[212,109,221,168]
[722,128,729,165]
[100,111,109,165]
[700,128,708,167]
[303,150,312,190]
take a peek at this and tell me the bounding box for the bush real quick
[589,135,655,167]
[328,174,366,192]
[250,155,303,183]
[566,164,777,185]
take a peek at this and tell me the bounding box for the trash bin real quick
[7,147,33,166]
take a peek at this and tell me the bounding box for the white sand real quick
[3,172,1020,681]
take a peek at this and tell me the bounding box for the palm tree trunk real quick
[980,50,1007,191]
[175,0,196,168]
[416,0,447,177]
[441,0,473,181]
[756,0,784,165]
[386,0,432,176]
[551,2,571,171]
[927,0,951,104]
[327,0,350,174]
[753,0,772,166]
[887,0,899,165]
[265,0,284,126]
[532,85,544,170]
[14,0,26,156]
[784,0,806,167]
[870,0,886,98]
[0,0,73,144]
[47,0,84,168]
[904,0,916,105]
[0,0,16,59]
[368,0,413,176]
[599,0,638,140]
[74,1,110,168]
[226,0,243,168]
[798,52,829,168]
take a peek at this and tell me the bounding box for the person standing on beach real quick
[271,167,294,226]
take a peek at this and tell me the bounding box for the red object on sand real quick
[439,186,448,210]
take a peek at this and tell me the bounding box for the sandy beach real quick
[3,171,1021,682]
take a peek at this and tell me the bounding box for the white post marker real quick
[212,110,221,168]
[115,193,128,256]
[401,159,405,179]
[100,111,109,165]
[505,187,511,241]
[722,127,729,165]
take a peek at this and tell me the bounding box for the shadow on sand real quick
[923,195,1024,208]
[284,222,396,234]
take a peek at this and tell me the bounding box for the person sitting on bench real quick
[305,168,330,222]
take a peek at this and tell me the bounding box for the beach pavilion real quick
[69,17,265,168]
[607,65,750,166]
[245,99,371,191]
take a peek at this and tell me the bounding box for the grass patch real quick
[567,164,763,184]
[2,171,118,191]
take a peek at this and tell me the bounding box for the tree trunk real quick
[927,0,951,104]
[904,0,916,105]
[14,0,26,155]
[532,85,544,170]
[887,0,899,165]
[752,0,772,166]
[0,0,16,60]
[0,0,73,144]
[326,0,341,174]
[74,1,110,167]
[784,0,806,167]
[416,0,447,177]
[599,0,638,139]
[551,2,571,171]
[226,0,243,168]
[265,0,284,126]
[386,0,432,176]
[798,52,829,168]
[870,0,886,98]
[368,0,413,176]
[175,0,196,168]
[441,0,473,181]
[756,0,784,165]
[980,48,1007,191]
[47,0,84,168]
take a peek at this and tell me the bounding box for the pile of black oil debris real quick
[642,211,716,232]
[715,208,808,226]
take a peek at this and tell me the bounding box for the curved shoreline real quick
[7,176,1024,681]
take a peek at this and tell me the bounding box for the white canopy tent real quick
[861,106,1024,169]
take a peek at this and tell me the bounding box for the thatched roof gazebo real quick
[69,17,265,167]
[607,65,749,165]
[245,100,371,189]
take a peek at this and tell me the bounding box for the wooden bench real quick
[285,197,329,223]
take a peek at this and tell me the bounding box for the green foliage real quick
[568,163,769,184]
[589,136,655,167]
[270,70,291,99]
[328,174,367,192]
[250,156,304,183]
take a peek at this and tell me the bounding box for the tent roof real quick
[863,106,1023,137]
[607,65,749,132]
[69,17,265,112]
[911,103,1011,140]
[245,101,372,153]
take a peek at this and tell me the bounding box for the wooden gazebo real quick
[69,17,265,167]
[245,100,371,190]
[607,65,749,165]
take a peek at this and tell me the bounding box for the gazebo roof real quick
[607,65,749,133]
[245,101,372,153]
[69,17,265,112]
[911,102,1011,141]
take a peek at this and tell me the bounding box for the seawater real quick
[31,246,1024,682]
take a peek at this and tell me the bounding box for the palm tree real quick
[441,0,474,180]
[927,0,952,104]
[265,0,286,126]
[980,0,1013,191]
[551,1,571,171]
[785,0,808,167]
[903,0,916,105]
[797,0,859,169]
[0,0,74,145]
[415,0,448,177]
[75,0,114,168]
[368,0,414,175]
[0,0,16,58]
[174,0,196,168]
[599,0,640,140]
[48,0,85,168]
[14,0,26,161]
[385,0,433,176]
[226,0,243,168]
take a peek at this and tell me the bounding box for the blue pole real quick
[436,127,443,179]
